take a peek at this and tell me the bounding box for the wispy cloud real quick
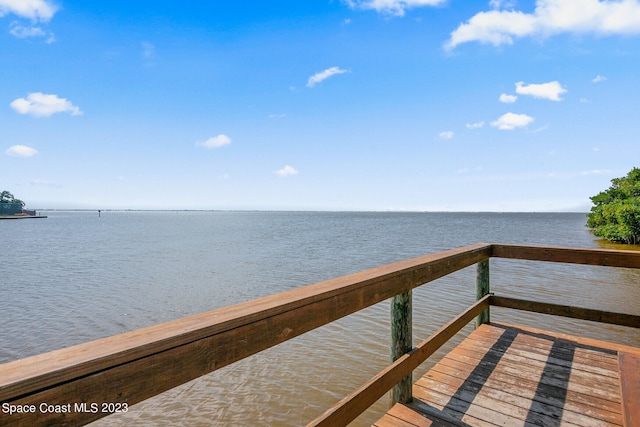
[345,0,446,17]
[592,75,607,83]
[306,66,348,88]
[275,165,299,177]
[499,93,518,103]
[9,22,43,37]
[0,0,58,22]
[491,112,534,130]
[515,81,567,101]
[6,144,37,157]
[457,166,483,173]
[9,22,55,42]
[489,0,517,9]
[466,121,485,129]
[439,131,454,139]
[532,124,550,133]
[141,41,155,59]
[2,0,57,41]
[581,169,609,175]
[10,93,83,117]
[30,179,61,187]
[268,113,287,119]
[197,134,232,149]
[446,0,640,50]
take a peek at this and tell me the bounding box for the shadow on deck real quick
[376,322,640,427]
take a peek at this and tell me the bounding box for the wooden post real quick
[390,290,412,404]
[476,259,490,327]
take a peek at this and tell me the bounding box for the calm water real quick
[2,211,639,426]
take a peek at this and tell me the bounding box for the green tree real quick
[586,167,640,244]
[0,191,25,206]
[0,190,14,203]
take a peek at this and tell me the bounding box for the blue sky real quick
[2,0,639,211]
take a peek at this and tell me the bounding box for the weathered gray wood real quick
[391,290,412,405]
[475,259,490,327]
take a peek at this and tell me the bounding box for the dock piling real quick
[390,290,412,404]
[475,259,490,327]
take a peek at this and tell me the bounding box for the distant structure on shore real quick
[0,190,46,219]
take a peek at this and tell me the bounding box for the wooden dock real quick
[374,322,640,427]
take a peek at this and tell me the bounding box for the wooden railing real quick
[1,243,639,426]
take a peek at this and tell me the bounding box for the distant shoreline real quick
[31,209,590,214]
[0,215,47,220]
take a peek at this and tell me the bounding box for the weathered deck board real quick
[619,352,640,427]
[373,323,635,427]
[373,403,460,427]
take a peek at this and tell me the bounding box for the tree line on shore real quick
[0,191,25,207]
[587,167,640,245]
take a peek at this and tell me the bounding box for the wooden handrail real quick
[0,243,638,426]
[0,243,491,426]
[490,295,640,328]
[491,243,640,268]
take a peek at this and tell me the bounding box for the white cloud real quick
[490,0,517,9]
[446,0,640,49]
[499,93,518,103]
[581,169,608,175]
[268,113,287,119]
[275,165,299,177]
[9,22,44,37]
[6,145,38,157]
[466,121,485,129]
[306,66,348,87]
[345,0,446,16]
[10,93,83,117]
[592,74,607,82]
[490,112,534,130]
[0,0,57,22]
[439,131,454,139]
[197,134,231,149]
[515,81,567,101]
[9,22,55,42]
